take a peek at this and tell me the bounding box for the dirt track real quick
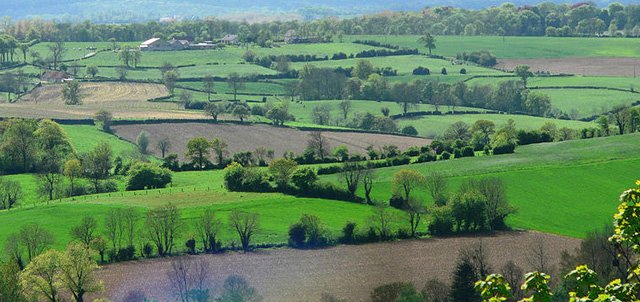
[112,123,431,159]
[496,57,640,76]
[98,231,579,302]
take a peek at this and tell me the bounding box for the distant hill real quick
[4,0,635,23]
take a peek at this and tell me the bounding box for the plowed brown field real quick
[112,123,431,159]
[496,57,640,76]
[98,231,579,302]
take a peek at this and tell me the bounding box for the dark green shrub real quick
[185,238,196,254]
[493,143,516,155]
[340,222,357,244]
[401,125,419,136]
[117,246,135,261]
[440,151,451,160]
[461,146,475,157]
[371,282,416,302]
[142,243,153,257]
[223,162,271,192]
[428,206,454,236]
[389,155,411,166]
[402,147,421,157]
[453,148,462,158]
[291,167,318,190]
[288,223,306,248]
[390,194,406,209]
[460,68,467,74]
[416,153,437,163]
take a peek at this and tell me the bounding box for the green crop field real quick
[396,113,593,138]
[284,99,486,125]
[536,88,640,118]
[466,75,640,92]
[322,133,640,238]
[0,185,405,251]
[290,55,507,76]
[346,35,640,59]
[177,81,285,95]
[61,124,141,156]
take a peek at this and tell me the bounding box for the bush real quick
[316,165,342,175]
[288,214,333,248]
[126,162,172,191]
[412,66,430,75]
[291,167,318,190]
[117,246,136,261]
[340,222,357,244]
[461,146,475,157]
[460,68,467,74]
[389,194,406,209]
[185,238,196,254]
[288,223,306,248]
[453,148,462,158]
[402,146,421,157]
[142,243,153,257]
[428,206,454,236]
[416,153,437,163]
[441,67,447,75]
[493,143,516,155]
[371,282,416,302]
[401,125,418,136]
[389,155,411,166]
[251,105,265,116]
[297,182,361,202]
[223,162,271,192]
[440,151,451,160]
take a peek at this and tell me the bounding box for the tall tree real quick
[62,81,82,105]
[210,138,228,166]
[47,40,65,70]
[419,33,436,55]
[202,75,215,101]
[145,203,181,256]
[81,142,112,193]
[514,65,533,88]
[59,243,103,302]
[185,137,211,169]
[229,210,259,253]
[227,72,245,101]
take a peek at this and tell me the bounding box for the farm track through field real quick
[112,123,431,160]
[98,231,579,302]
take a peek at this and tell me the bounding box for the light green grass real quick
[322,133,640,238]
[537,88,640,118]
[291,55,506,76]
[0,189,405,251]
[61,124,139,155]
[347,35,640,59]
[284,99,486,125]
[466,75,640,92]
[396,113,593,138]
[178,81,285,95]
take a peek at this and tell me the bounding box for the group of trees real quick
[6,2,640,44]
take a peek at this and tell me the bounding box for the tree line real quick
[4,2,640,44]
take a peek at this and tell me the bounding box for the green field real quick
[536,89,639,118]
[322,133,640,238]
[396,113,593,138]
[347,35,640,59]
[61,124,141,156]
[284,99,486,125]
[291,55,506,76]
[79,42,382,68]
[0,183,405,251]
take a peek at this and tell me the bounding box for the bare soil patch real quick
[98,231,579,302]
[0,82,205,119]
[112,123,431,159]
[496,57,640,76]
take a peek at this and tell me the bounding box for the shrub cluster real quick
[456,50,497,67]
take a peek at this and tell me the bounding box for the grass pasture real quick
[396,113,592,138]
[536,88,640,118]
[323,133,640,238]
[346,35,640,59]
[290,55,506,76]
